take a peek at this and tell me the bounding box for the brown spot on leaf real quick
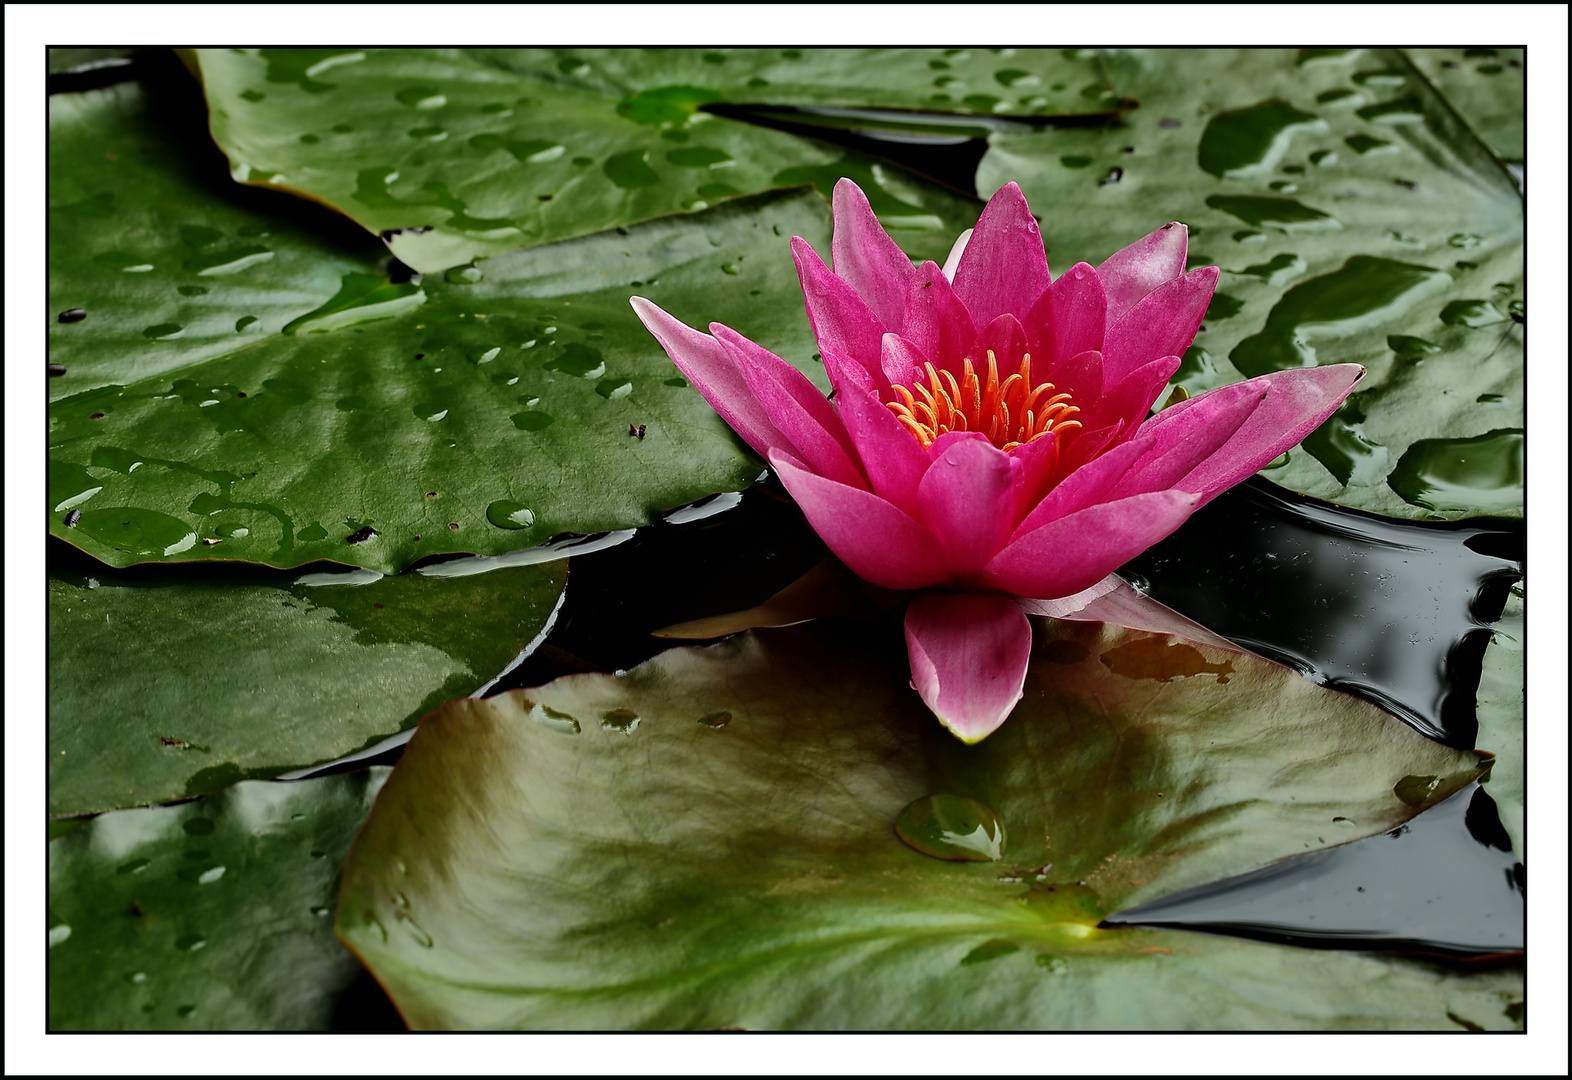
[1099,639,1233,683]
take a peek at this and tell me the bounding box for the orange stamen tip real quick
[884,348,1081,452]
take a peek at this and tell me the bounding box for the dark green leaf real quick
[48,552,564,814]
[979,48,1522,519]
[48,769,387,1030]
[339,619,1508,1029]
[191,48,1010,273]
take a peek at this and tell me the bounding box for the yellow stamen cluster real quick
[887,350,1082,451]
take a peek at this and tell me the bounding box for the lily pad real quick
[47,546,564,815]
[48,80,390,400]
[48,769,387,1030]
[49,187,836,573]
[338,619,1509,1029]
[979,49,1522,520]
[1476,581,1524,860]
[191,48,1015,273]
[1408,48,1524,163]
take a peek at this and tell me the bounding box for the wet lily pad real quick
[48,548,564,815]
[191,48,1026,273]
[48,80,390,401]
[980,49,1522,520]
[49,187,834,573]
[338,619,1512,1030]
[1476,581,1524,860]
[48,769,387,1030]
[1408,48,1524,163]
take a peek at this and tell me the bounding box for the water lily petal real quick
[1103,379,1270,501]
[1019,574,1243,652]
[941,228,973,281]
[769,450,948,591]
[916,433,1018,576]
[792,236,889,390]
[1148,364,1365,504]
[984,489,1200,600]
[1102,265,1219,384]
[904,591,1032,743]
[630,298,788,459]
[1097,221,1189,325]
[1024,261,1108,373]
[902,260,975,371]
[712,325,866,490]
[827,347,930,515]
[831,178,914,332]
[1095,354,1183,434]
[951,182,1051,328]
[1011,433,1154,535]
[880,332,929,391]
[970,313,1030,380]
[1005,428,1062,523]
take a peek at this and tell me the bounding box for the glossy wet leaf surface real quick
[48,545,563,814]
[979,48,1522,520]
[192,48,1011,273]
[337,619,1512,1030]
[49,769,387,1031]
[1475,582,1524,860]
[48,80,390,400]
[50,187,835,573]
[1408,48,1524,163]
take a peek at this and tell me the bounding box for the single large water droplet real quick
[1387,429,1523,514]
[894,794,1004,862]
[600,708,641,735]
[486,500,536,529]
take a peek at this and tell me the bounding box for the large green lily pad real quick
[49,186,837,573]
[979,48,1522,520]
[49,769,387,1030]
[338,618,1513,1030]
[191,47,1015,273]
[48,81,390,401]
[1476,580,1524,860]
[48,548,564,815]
[1408,48,1524,163]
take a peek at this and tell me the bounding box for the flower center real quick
[886,350,1082,451]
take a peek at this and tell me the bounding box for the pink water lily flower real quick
[632,179,1361,742]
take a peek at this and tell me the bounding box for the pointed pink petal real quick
[792,237,889,391]
[1047,346,1105,409]
[915,434,1018,576]
[1146,364,1365,505]
[825,347,930,515]
[1023,574,1244,653]
[901,260,975,371]
[831,179,914,331]
[711,325,866,490]
[1024,261,1108,372]
[1097,221,1189,325]
[941,228,972,281]
[970,313,1030,377]
[769,450,949,591]
[951,182,1052,327]
[983,489,1200,600]
[1094,354,1183,433]
[1010,433,1153,536]
[905,591,1032,742]
[631,298,788,460]
[880,332,928,391]
[1101,379,1268,501]
[1102,266,1218,384]
[1005,428,1061,522]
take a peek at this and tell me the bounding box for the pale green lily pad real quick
[1476,581,1524,860]
[1407,48,1524,163]
[979,48,1522,520]
[191,48,1003,274]
[48,81,390,400]
[48,550,564,815]
[338,619,1509,1030]
[49,187,833,573]
[48,769,387,1031]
